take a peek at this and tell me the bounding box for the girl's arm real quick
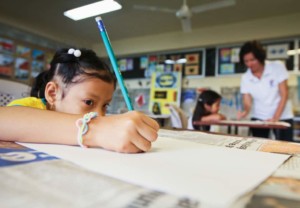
[0,106,159,153]
[201,113,226,122]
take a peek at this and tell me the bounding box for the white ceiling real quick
[0,0,299,48]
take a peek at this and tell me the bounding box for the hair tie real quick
[198,98,203,102]
[68,48,81,57]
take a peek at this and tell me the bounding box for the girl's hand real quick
[87,111,160,153]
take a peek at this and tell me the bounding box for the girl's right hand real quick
[86,111,160,153]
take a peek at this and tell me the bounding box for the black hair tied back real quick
[30,47,116,99]
[30,70,52,98]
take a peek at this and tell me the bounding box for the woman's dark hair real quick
[192,90,221,130]
[239,40,266,66]
[30,48,116,98]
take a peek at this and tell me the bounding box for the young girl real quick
[0,48,159,153]
[191,90,226,131]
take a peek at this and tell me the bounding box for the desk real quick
[1,129,300,208]
[193,120,290,135]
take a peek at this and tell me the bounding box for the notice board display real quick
[217,39,295,75]
[118,50,204,79]
[149,72,182,115]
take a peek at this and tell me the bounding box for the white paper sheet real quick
[21,137,289,208]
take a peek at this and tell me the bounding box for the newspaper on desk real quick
[1,129,298,208]
[0,142,200,208]
[159,129,300,207]
[20,137,289,208]
[159,129,300,177]
[0,161,200,208]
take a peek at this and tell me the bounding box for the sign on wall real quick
[149,72,182,115]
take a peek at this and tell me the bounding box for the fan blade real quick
[180,18,192,33]
[133,5,176,13]
[191,0,235,13]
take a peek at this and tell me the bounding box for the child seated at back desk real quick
[190,90,226,131]
[0,48,159,153]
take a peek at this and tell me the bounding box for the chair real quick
[187,116,219,132]
[187,116,194,130]
[168,104,188,129]
[0,79,31,106]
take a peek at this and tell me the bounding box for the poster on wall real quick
[220,48,231,63]
[149,72,182,115]
[0,54,14,77]
[16,45,31,58]
[140,56,148,69]
[144,63,156,78]
[15,57,30,80]
[267,44,289,59]
[218,46,246,75]
[174,64,183,72]
[31,61,44,77]
[119,59,127,71]
[0,38,14,54]
[185,53,199,64]
[32,49,45,61]
[185,65,199,75]
[126,58,133,70]
[220,63,235,75]
[231,47,240,63]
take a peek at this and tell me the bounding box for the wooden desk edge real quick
[193,121,289,129]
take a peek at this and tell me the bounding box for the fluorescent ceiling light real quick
[64,0,122,21]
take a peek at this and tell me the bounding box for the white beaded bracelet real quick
[76,112,98,148]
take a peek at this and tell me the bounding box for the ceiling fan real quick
[133,0,236,33]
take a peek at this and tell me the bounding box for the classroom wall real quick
[93,13,300,93]
[93,13,300,56]
[122,73,298,93]
[1,10,299,93]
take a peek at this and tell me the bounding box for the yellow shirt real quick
[7,97,47,110]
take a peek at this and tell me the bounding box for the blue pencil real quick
[95,16,134,111]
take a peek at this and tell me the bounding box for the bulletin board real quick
[217,39,295,75]
[149,72,182,115]
[0,36,54,84]
[217,46,246,75]
[264,40,294,71]
[118,50,204,79]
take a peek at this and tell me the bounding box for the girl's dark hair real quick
[30,48,116,98]
[192,90,221,130]
[239,40,266,66]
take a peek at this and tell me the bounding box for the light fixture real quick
[287,49,300,56]
[176,58,187,64]
[64,0,122,21]
[165,59,175,64]
[165,58,187,65]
